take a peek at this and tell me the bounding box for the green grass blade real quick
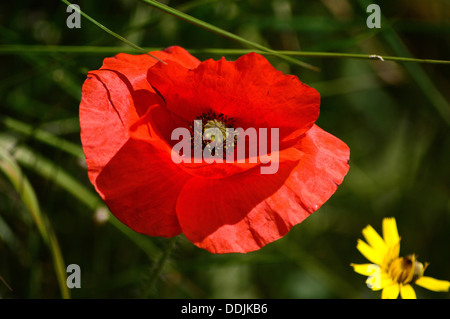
[0,213,21,252]
[139,0,319,71]
[1,117,85,160]
[60,0,165,63]
[356,0,450,125]
[0,147,48,241]
[0,275,13,292]
[0,144,70,299]
[39,118,81,135]
[1,45,449,65]
[382,31,450,125]
[0,134,161,260]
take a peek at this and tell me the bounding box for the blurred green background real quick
[0,0,449,299]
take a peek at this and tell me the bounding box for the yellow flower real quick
[351,217,450,299]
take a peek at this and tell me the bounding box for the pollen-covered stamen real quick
[190,111,238,156]
[387,254,425,284]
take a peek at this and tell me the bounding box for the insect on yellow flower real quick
[351,217,450,299]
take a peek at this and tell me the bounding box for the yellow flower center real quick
[387,254,424,284]
[190,111,238,156]
[204,119,229,142]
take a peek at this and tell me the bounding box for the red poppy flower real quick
[80,46,350,254]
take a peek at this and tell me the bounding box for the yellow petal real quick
[382,283,400,299]
[383,242,401,268]
[362,225,387,254]
[415,276,450,292]
[382,217,400,248]
[351,263,378,276]
[370,273,395,291]
[400,284,417,299]
[356,239,384,265]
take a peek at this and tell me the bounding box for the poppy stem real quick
[141,236,178,298]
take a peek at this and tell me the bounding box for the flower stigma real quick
[190,110,238,157]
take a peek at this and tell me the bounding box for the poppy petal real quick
[176,154,300,253]
[101,46,201,91]
[147,52,320,142]
[95,138,192,237]
[176,125,349,253]
[80,70,142,194]
[351,263,378,276]
[80,47,200,194]
[362,225,387,254]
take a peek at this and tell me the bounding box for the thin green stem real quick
[192,49,450,64]
[139,0,319,71]
[141,236,178,298]
[0,275,13,291]
[356,0,450,125]
[383,31,450,125]
[60,0,164,63]
[1,45,449,65]
[0,146,70,299]
[47,227,70,299]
